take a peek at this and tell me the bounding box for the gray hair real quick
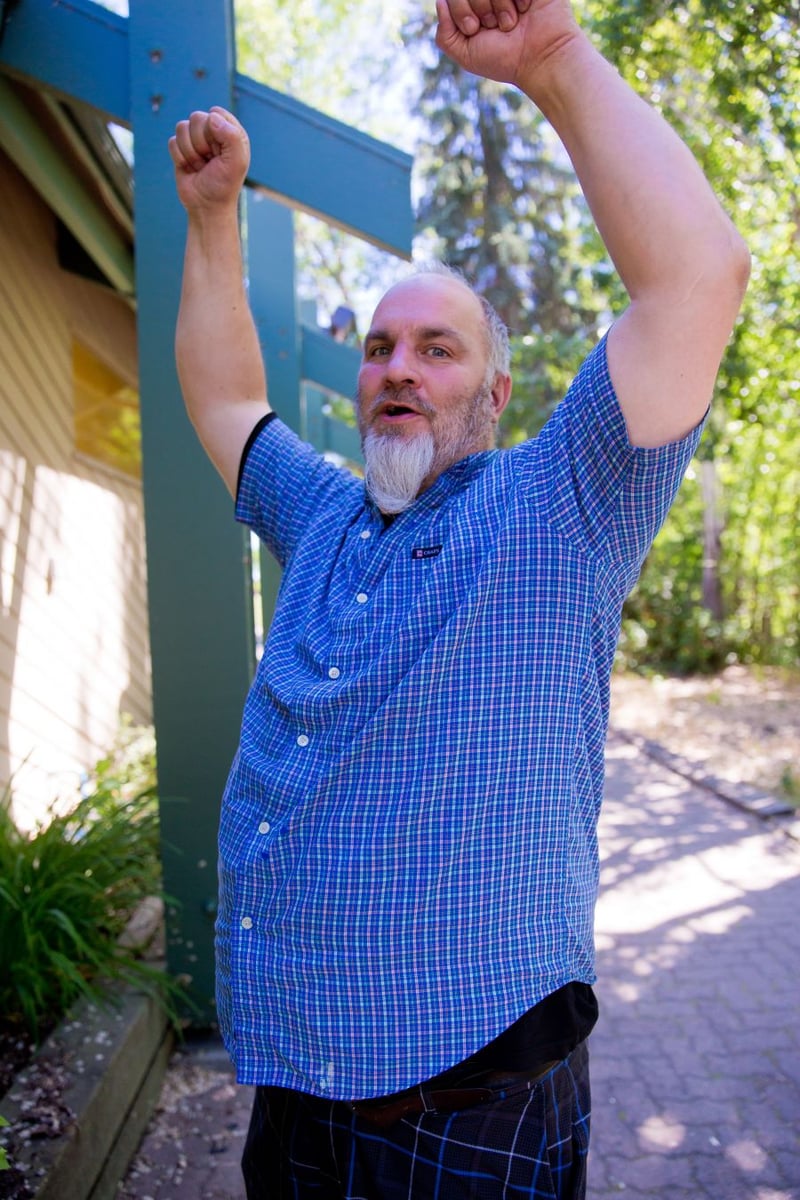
[406,261,511,382]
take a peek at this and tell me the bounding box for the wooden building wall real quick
[0,149,152,829]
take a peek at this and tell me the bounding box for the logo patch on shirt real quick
[411,544,443,561]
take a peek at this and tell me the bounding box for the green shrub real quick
[0,1115,9,1170]
[0,730,177,1041]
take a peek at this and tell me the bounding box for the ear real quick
[489,373,512,423]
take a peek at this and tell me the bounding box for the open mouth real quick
[382,403,421,418]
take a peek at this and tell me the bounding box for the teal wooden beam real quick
[305,387,363,469]
[236,76,413,257]
[300,325,362,401]
[304,386,328,450]
[1,0,413,254]
[129,0,250,1024]
[0,0,128,123]
[0,76,135,295]
[322,414,363,464]
[40,93,135,239]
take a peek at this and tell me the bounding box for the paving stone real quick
[590,738,800,1200]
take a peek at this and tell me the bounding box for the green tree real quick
[405,4,613,437]
[584,0,800,668]
[405,0,798,667]
[234,0,415,331]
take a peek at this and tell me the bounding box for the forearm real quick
[518,33,749,311]
[175,204,269,494]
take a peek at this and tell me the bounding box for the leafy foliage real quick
[0,730,177,1041]
[583,0,800,669]
[234,0,414,329]
[403,0,799,670]
[403,0,625,426]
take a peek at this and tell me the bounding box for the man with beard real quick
[169,0,749,1195]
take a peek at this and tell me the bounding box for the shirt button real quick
[258,821,271,835]
[241,916,253,930]
[328,666,341,679]
[360,529,371,540]
[356,592,368,604]
[297,733,310,747]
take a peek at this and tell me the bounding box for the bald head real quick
[378,265,511,384]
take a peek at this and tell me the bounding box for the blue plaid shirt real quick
[218,337,703,1097]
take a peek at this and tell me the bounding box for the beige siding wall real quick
[0,151,152,829]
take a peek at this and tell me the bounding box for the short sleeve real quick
[516,336,705,568]
[235,418,361,566]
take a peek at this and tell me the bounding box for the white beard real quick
[362,428,436,514]
[359,380,495,514]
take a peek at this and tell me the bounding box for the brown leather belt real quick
[351,1086,494,1129]
[350,1060,561,1130]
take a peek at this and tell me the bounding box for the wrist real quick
[186,200,242,248]
[514,25,589,107]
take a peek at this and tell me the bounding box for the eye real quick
[426,346,450,358]
[367,344,390,358]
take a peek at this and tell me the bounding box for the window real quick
[73,341,141,478]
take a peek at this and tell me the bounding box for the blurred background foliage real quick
[235,0,799,674]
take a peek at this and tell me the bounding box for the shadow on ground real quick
[590,738,800,1200]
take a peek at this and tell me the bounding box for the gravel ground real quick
[610,665,800,807]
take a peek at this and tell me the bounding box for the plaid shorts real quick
[241,1041,591,1199]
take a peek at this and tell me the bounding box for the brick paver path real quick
[591,735,800,1199]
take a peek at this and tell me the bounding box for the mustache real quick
[363,387,437,421]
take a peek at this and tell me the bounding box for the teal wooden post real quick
[2,0,412,1026]
[245,191,298,638]
[128,0,252,1021]
[246,193,301,433]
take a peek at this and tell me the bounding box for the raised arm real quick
[168,107,270,496]
[436,0,751,448]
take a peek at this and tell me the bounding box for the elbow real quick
[696,222,751,335]
[722,232,751,342]
[728,225,752,300]
[721,222,751,315]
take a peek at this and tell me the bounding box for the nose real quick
[383,341,419,388]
